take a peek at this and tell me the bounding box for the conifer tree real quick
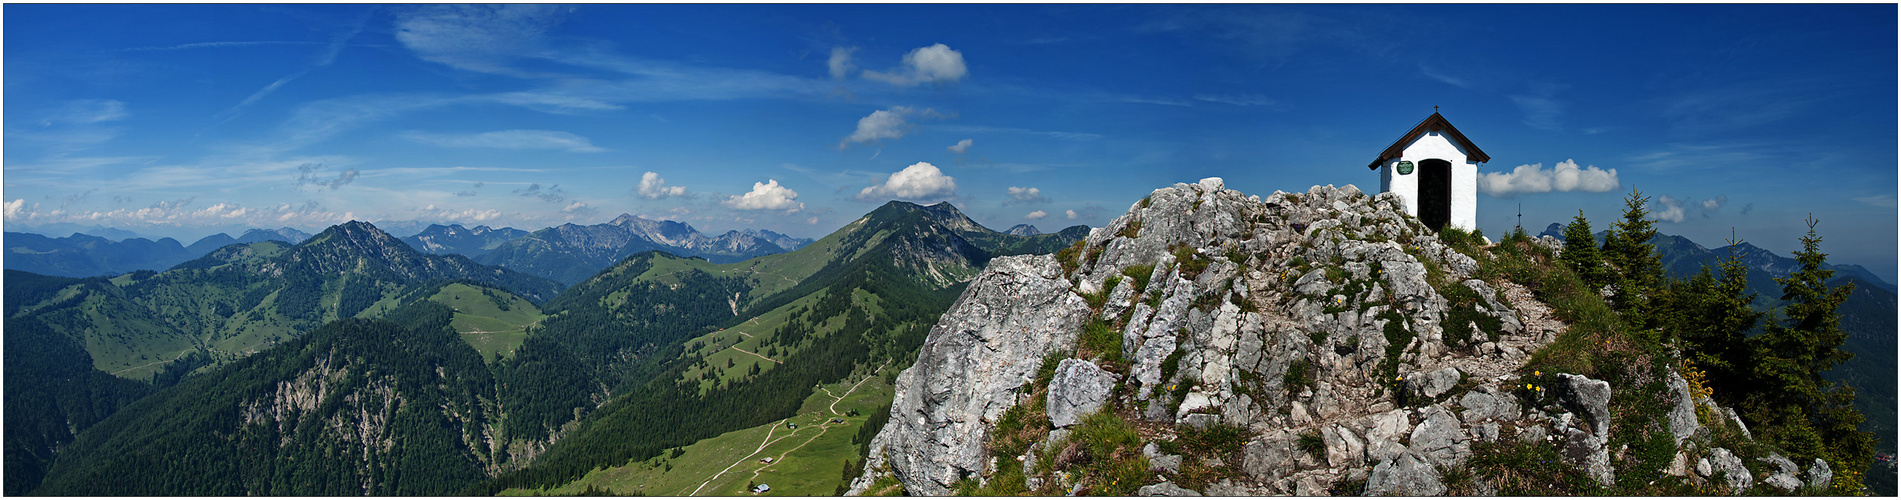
[1670,231,1761,397]
[1743,215,1872,492]
[1601,187,1664,332]
[1558,210,1607,291]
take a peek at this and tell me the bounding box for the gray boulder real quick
[1408,406,1469,467]
[848,254,1093,496]
[1047,358,1119,428]
[1664,369,1702,445]
[1760,453,1802,492]
[1407,367,1462,400]
[1708,448,1752,492]
[1364,450,1446,496]
[1243,429,1300,483]
[1458,387,1517,424]
[1555,373,1614,487]
[1806,458,1832,491]
[1136,482,1201,496]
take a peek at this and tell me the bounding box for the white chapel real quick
[1368,112,1489,232]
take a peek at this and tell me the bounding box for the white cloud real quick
[1701,195,1726,211]
[1066,209,1079,220]
[1653,195,1687,223]
[856,162,958,202]
[1026,210,1048,220]
[828,46,857,79]
[840,106,932,148]
[948,138,973,154]
[1477,159,1620,197]
[725,179,804,212]
[394,4,563,75]
[403,129,605,152]
[5,199,30,219]
[637,171,686,199]
[861,43,967,86]
[806,216,819,225]
[563,201,588,212]
[1005,186,1050,205]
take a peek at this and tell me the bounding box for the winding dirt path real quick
[827,360,889,416]
[730,346,782,364]
[688,419,795,496]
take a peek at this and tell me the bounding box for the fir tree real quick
[1558,210,1607,291]
[1743,215,1872,492]
[1669,231,1761,398]
[1601,187,1664,333]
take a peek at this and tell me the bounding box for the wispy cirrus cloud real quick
[402,129,606,152]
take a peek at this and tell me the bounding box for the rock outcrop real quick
[849,179,1823,496]
[847,254,1090,496]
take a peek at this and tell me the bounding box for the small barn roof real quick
[1367,112,1491,169]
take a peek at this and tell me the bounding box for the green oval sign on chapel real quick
[1396,160,1414,175]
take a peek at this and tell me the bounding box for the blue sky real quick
[5,4,1896,281]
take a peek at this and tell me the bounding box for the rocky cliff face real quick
[850,179,1827,496]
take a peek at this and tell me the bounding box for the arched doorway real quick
[1417,158,1452,231]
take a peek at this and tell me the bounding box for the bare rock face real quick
[1708,447,1752,492]
[846,254,1090,496]
[1047,358,1118,428]
[851,180,1804,497]
[1759,453,1803,492]
[1555,373,1614,487]
[1365,450,1446,496]
[1806,458,1833,491]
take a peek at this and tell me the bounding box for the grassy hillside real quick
[427,283,545,362]
[474,201,1078,494]
[500,367,895,496]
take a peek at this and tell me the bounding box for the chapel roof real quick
[1367,112,1491,169]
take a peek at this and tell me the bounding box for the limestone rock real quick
[1760,453,1802,492]
[1806,458,1832,491]
[1555,373,1614,487]
[1708,448,1752,492]
[1407,367,1462,400]
[1243,429,1299,483]
[1151,454,1183,474]
[1458,387,1518,424]
[1408,406,1469,467]
[1664,369,1702,445]
[1363,409,1413,464]
[1136,482,1201,496]
[1364,450,1446,496]
[1047,358,1118,428]
[849,254,1092,496]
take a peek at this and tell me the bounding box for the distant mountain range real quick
[7,201,1088,495]
[4,220,561,494]
[400,224,530,258]
[472,214,815,285]
[4,228,311,278]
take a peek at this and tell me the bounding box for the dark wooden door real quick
[1418,159,1451,231]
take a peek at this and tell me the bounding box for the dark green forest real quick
[33,301,497,495]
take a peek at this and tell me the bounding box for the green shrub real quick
[1122,265,1155,296]
[1079,319,1123,363]
[1297,432,1326,459]
[1056,241,1085,275]
[1116,219,1142,239]
[1283,358,1312,390]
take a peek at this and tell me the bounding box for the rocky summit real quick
[849,179,1821,496]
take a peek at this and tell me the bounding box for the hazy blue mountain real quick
[401,224,530,258]
[1005,223,1042,236]
[3,232,196,277]
[475,214,814,285]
